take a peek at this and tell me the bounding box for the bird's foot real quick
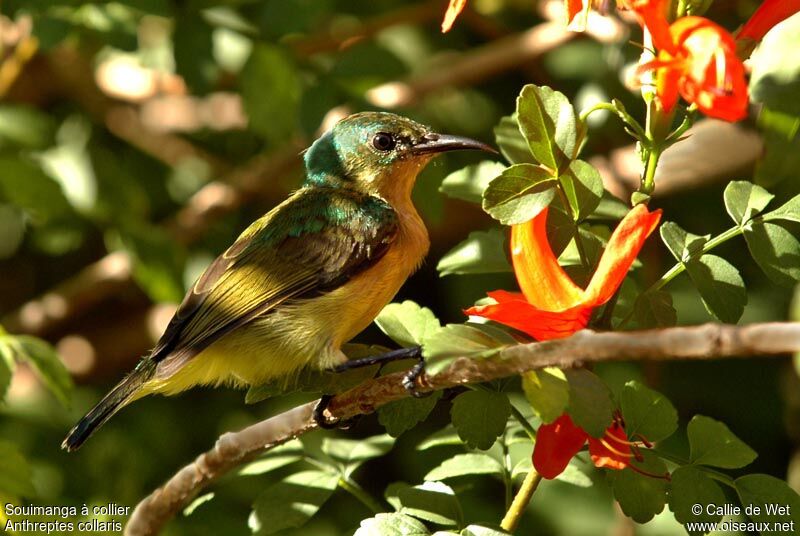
[402,359,431,398]
[313,394,360,430]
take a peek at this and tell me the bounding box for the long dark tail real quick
[62,360,156,452]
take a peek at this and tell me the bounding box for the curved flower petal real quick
[466,291,593,341]
[584,204,662,306]
[673,18,748,121]
[511,208,584,311]
[588,421,631,470]
[533,414,588,479]
[626,0,675,54]
[736,0,800,44]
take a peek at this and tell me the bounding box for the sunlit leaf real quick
[250,470,339,534]
[437,228,511,276]
[516,85,578,172]
[687,415,757,469]
[481,163,556,225]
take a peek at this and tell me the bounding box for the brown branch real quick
[125,321,800,536]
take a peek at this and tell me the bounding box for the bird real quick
[62,111,495,451]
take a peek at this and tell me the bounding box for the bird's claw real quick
[402,360,431,398]
[313,394,359,429]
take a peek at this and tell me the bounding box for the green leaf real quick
[744,220,800,286]
[417,427,462,450]
[8,335,72,406]
[659,221,708,263]
[250,470,339,535]
[116,223,186,303]
[375,301,442,348]
[631,290,677,329]
[354,513,430,536]
[516,85,578,171]
[241,44,300,144]
[594,190,631,221]
[461,525,511,536]
[322,434,394,466]
[423,324,513,376]
[558,159,603,221]
[0,156,72,222]
[397,481,463,526]
[668,465,726,527]
[619,381,677,443]
[183,492,215,517]
[437,229,511,276]
[0,341,15,402]
[764,193,800,224]
[481,163,556,225]
[735,474,800,528]
[723,181,774,226]
[173,13,217,93]
[687,415,757,469]
[0,440,35,497]
[749,13,800,116]
[450,390,511,450]
[565,369,614,438]
[685,255,747,324]
[610,452,667,523]
[0,104,56,150]
[494,115,535,165]
[440,161,506,204]
[239,440,304,476]
[379,391,442,437]
[424,453,503,481]
[521,368,569,424]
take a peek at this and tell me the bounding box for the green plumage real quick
[63,111,493,451]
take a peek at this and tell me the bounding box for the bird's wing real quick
[149,187,398,377]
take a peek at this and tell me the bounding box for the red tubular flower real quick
[633,6,749,121]
[736,0,800,44]
[532,414,632,479]
[441,0,467,33]
[466,204,661,341]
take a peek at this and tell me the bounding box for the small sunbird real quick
[63,112,494,451]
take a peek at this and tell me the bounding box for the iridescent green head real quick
[304,112,494,200]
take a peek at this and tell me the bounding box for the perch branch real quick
[125,321,800,536]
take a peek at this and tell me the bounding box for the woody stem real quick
[499,468,543,533]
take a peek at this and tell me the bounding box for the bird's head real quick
[304,112,495,201]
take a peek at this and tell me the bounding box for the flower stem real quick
[617,224,745,329]
[650,449,736,489]
[510,404,538,441]
[640,144,662,196]
[338,477,383,514]
[650,225,744,292]
[500,468,542,533]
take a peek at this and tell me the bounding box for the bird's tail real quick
[61,359,156,452]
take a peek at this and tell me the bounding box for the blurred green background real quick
[0,0,798,534]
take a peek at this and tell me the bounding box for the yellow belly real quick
[142,211,429,397]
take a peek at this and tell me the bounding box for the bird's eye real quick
[372,132,396,152]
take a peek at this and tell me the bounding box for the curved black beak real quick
[411,133,497,156]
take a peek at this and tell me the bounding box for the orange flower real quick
[441,0,467,33]
[736,0,800,56]
[564,0,593,30]
[532,413,632,479]
[633,7,749,121]
[466,204,661,341]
